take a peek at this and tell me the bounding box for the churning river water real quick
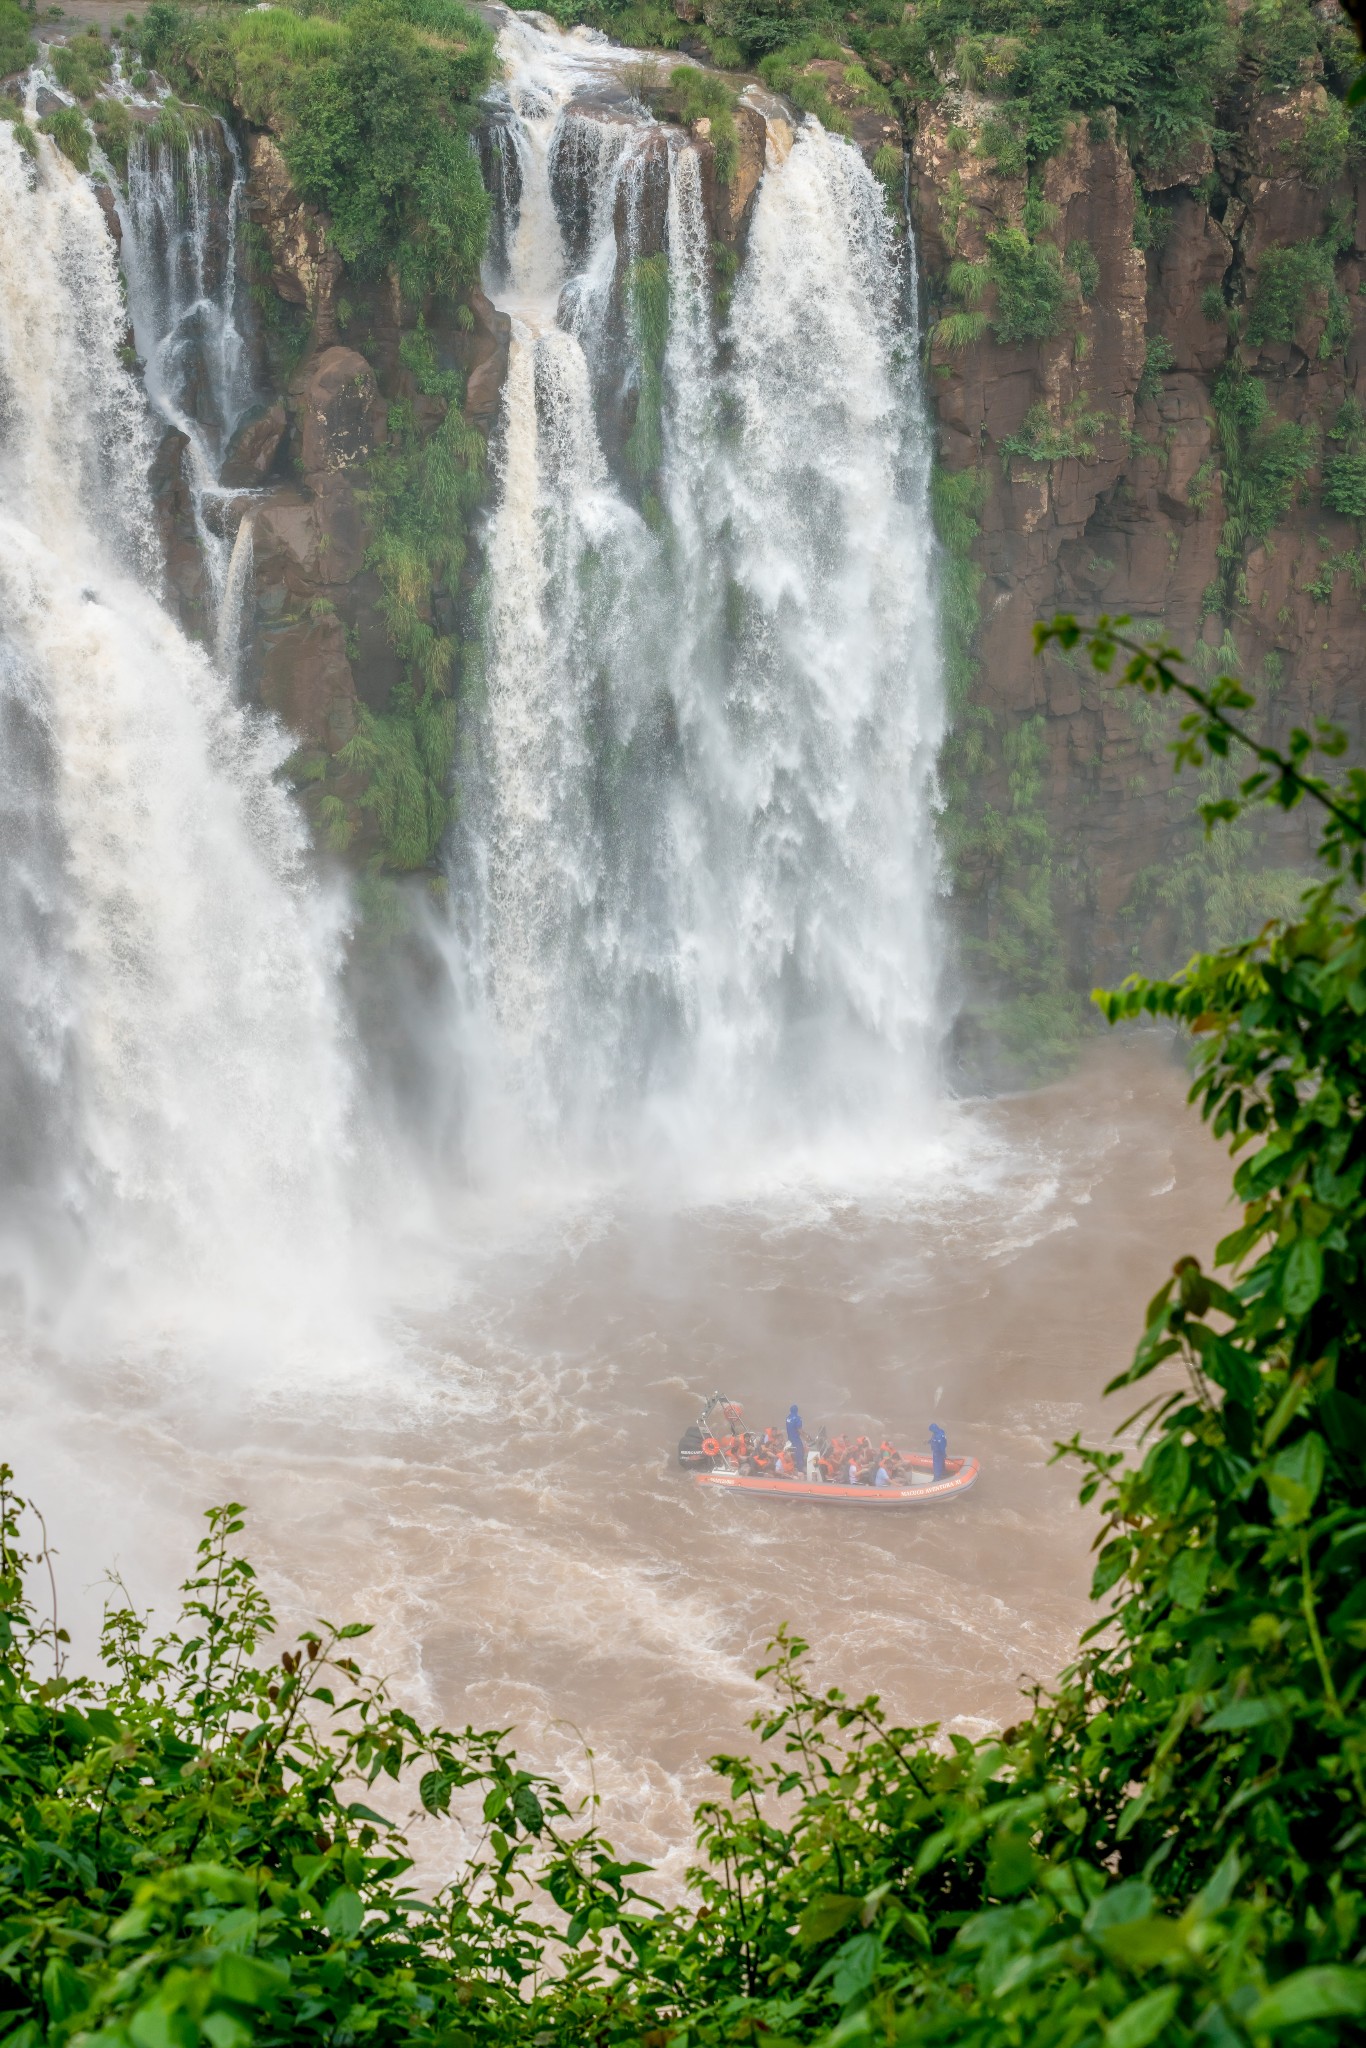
[4,1034,1231,1893]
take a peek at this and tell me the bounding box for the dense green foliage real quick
[526,0,1261,180]
[7,619,1366,2044]
[335,325,485,871]
[655,66,740,182]
[38,103,92,172]
[49,28,111,103]
[928,465,984,717]
[937,221,1105,356]
[999,397,1107,467]
[136,0,494,304]
[1245,236,1352,357]
[1210,362,1318,612]
[0,1484,579,2048]
[284,0,491,303]
[0,0,34,80]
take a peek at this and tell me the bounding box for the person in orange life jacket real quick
[775,1446,796,1477]
[874,1458,892,1487]
[846,1455,860,1486]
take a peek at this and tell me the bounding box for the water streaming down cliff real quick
[453,17,946,1175]
[117,120,258,672]
[0,126,356,1357]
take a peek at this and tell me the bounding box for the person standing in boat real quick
[930,1421,947,1481]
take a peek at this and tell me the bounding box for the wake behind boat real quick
[678,1394,979,1508]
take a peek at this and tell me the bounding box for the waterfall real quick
[0,126,356,1353]
[118,119,258,658]
[452,16,945,1172]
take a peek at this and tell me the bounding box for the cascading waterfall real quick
[0,125,356,1355]
[118,119,258,667]
[453,16,946,1172]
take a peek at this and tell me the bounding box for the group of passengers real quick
[714,1425,912,1488]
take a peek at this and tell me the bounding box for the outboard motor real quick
[678,1424,715,1471]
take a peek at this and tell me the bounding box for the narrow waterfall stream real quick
[118,121,261,670]
[451,16,945,1171]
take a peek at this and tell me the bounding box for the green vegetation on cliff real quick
[343,324,487,870]
[520,0,1246,176]
[0,0,35,80]
[139,0,494,303]
[6,626,1366,2045]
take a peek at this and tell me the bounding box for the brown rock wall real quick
[913,85,1366,1005]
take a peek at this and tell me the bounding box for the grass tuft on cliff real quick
[0,0,33,79]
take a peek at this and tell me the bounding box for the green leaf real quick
[512,1780,545,1834]
[129,2005,186,2048]
[42,1958,88,2023]
[1193,1847,1241,1917]
[211,1952,291,2007]
[797,1894,863,1947]
[831,1932,878,2004]
[1280,1235,1324,1316]
[1145,1437,1191,1514]
[1104,1985,1181,2048]
[1203,1692,1293,1732]
[987,1827,1040,1898]
[1168,1548,1211,1611]
[201,2016,249,2048]
[1248,1966,1366,2030]
[1094,1916,1188,1966]
[1084,1880,1154,1934]
[324,1885,364,1938]
[1266,1433,1326,1525]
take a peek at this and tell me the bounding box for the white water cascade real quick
[118,120,259,668]
[452,15,946,1173]
[0,126,356,1357]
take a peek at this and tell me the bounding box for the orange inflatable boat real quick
[678,1393,979,1508]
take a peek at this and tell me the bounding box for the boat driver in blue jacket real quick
[930,1421,947,1481]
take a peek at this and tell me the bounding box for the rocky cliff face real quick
[908,64,1366,1049]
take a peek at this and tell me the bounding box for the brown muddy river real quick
[6,1031,1231,1892]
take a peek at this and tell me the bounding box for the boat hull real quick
[693,1453,979,1507]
